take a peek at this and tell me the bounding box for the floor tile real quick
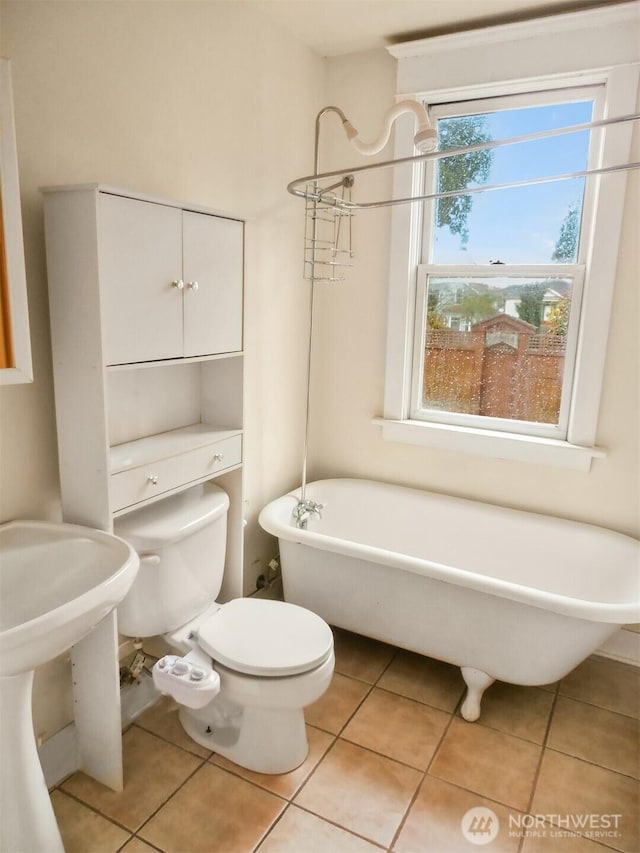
[258,805,382,852]
[50,790,131,852]
[342,687,450,769]
[469,682,554,744]
[294,739,422,847]
[120,839,160,852]
[61,727,202,831]
[139,762,285,853]
[531,750,639,853]
[305,672,371,734]
[559,656,640,718]
[520,825,613,851]
[430,717,541,811]
[394,775,521,853]
[377,650,465,712]
[135,695,211,758]
[210,725,334,799]
[332,628,396,683]
[547,696,640,778]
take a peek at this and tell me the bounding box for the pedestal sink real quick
[0,520,139,853]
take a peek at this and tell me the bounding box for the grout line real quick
[388,695,458,851]
[542,746,640,781]
[132,751,212,841]
[132,720,214,762]
[54,788,137,838]
[249,798,290,853]
[555,690,640,721]
[287,802,388,850]
[517,685,560,853]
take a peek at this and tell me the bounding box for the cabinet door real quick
[98,194,183,364]
[182,212,243,357]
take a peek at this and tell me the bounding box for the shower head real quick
[413,126,438,153]
[342,99,437,156]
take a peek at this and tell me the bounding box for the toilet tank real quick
[115,483,229,638]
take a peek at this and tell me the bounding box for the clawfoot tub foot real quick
[460,667,495,721]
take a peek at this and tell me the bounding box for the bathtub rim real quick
[258,478,640,625]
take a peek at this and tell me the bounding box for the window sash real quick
[410,264,585,440]
[420,84,605,268]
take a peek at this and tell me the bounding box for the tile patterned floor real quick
[53,629,640,853]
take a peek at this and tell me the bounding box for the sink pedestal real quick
[0,671,64,852]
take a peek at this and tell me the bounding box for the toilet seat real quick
[197,598,333,677]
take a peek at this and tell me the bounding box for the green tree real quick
[551,203,580,262]
[436,116,493,249]
[459,291,501,324]
[427,290,446,329]
[517,284,546,329]
[545,295,570,335]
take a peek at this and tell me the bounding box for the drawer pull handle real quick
[147,475,159,485]
[212,453,224,463]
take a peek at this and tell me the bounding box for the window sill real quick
[373,417,605,471]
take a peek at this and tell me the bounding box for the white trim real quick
[383,22,639,465]
[391,5,639,97]
[596,627,640,667]
[387,2,639,60]
[373,418,604,472]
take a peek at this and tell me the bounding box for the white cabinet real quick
[98,193,243,365]
[43,183,245,555]
[43,183,246,793]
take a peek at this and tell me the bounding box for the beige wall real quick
[1,2,637,740]
[0,0,324,736]
[310,48,639,540]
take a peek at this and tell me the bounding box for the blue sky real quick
[431,100,593,265]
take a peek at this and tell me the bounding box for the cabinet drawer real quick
[110,434,241,511]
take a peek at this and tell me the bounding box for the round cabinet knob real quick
[212,453,224,463]
[186,280,199,291]
[172,279,184,290]
[147,474,159,485]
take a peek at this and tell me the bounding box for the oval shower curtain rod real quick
[288,112,640,209]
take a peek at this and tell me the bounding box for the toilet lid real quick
[197,598,334,677]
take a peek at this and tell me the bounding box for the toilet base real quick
[179,702,309,774]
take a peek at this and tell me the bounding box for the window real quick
[380,11,639,470]
[411,87,596,440]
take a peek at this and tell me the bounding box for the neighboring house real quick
[503,282,570,323]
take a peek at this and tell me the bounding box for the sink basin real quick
[0,519,139,853]
[0,520,139,676]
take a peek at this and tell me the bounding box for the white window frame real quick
[377,6,639,472]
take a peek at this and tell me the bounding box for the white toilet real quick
[115,483,334,774]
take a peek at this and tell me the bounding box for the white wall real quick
[0,0,324,737]
[309,47,639,540]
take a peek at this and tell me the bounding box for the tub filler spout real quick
[293,499,323,529]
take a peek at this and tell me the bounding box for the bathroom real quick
[0,0,638,851]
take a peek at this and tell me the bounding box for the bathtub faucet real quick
[293,499,323,529]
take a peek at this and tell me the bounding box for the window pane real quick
[431,100,593,264]
[422,275,573,426]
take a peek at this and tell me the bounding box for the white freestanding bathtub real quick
[259,478,640,720]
